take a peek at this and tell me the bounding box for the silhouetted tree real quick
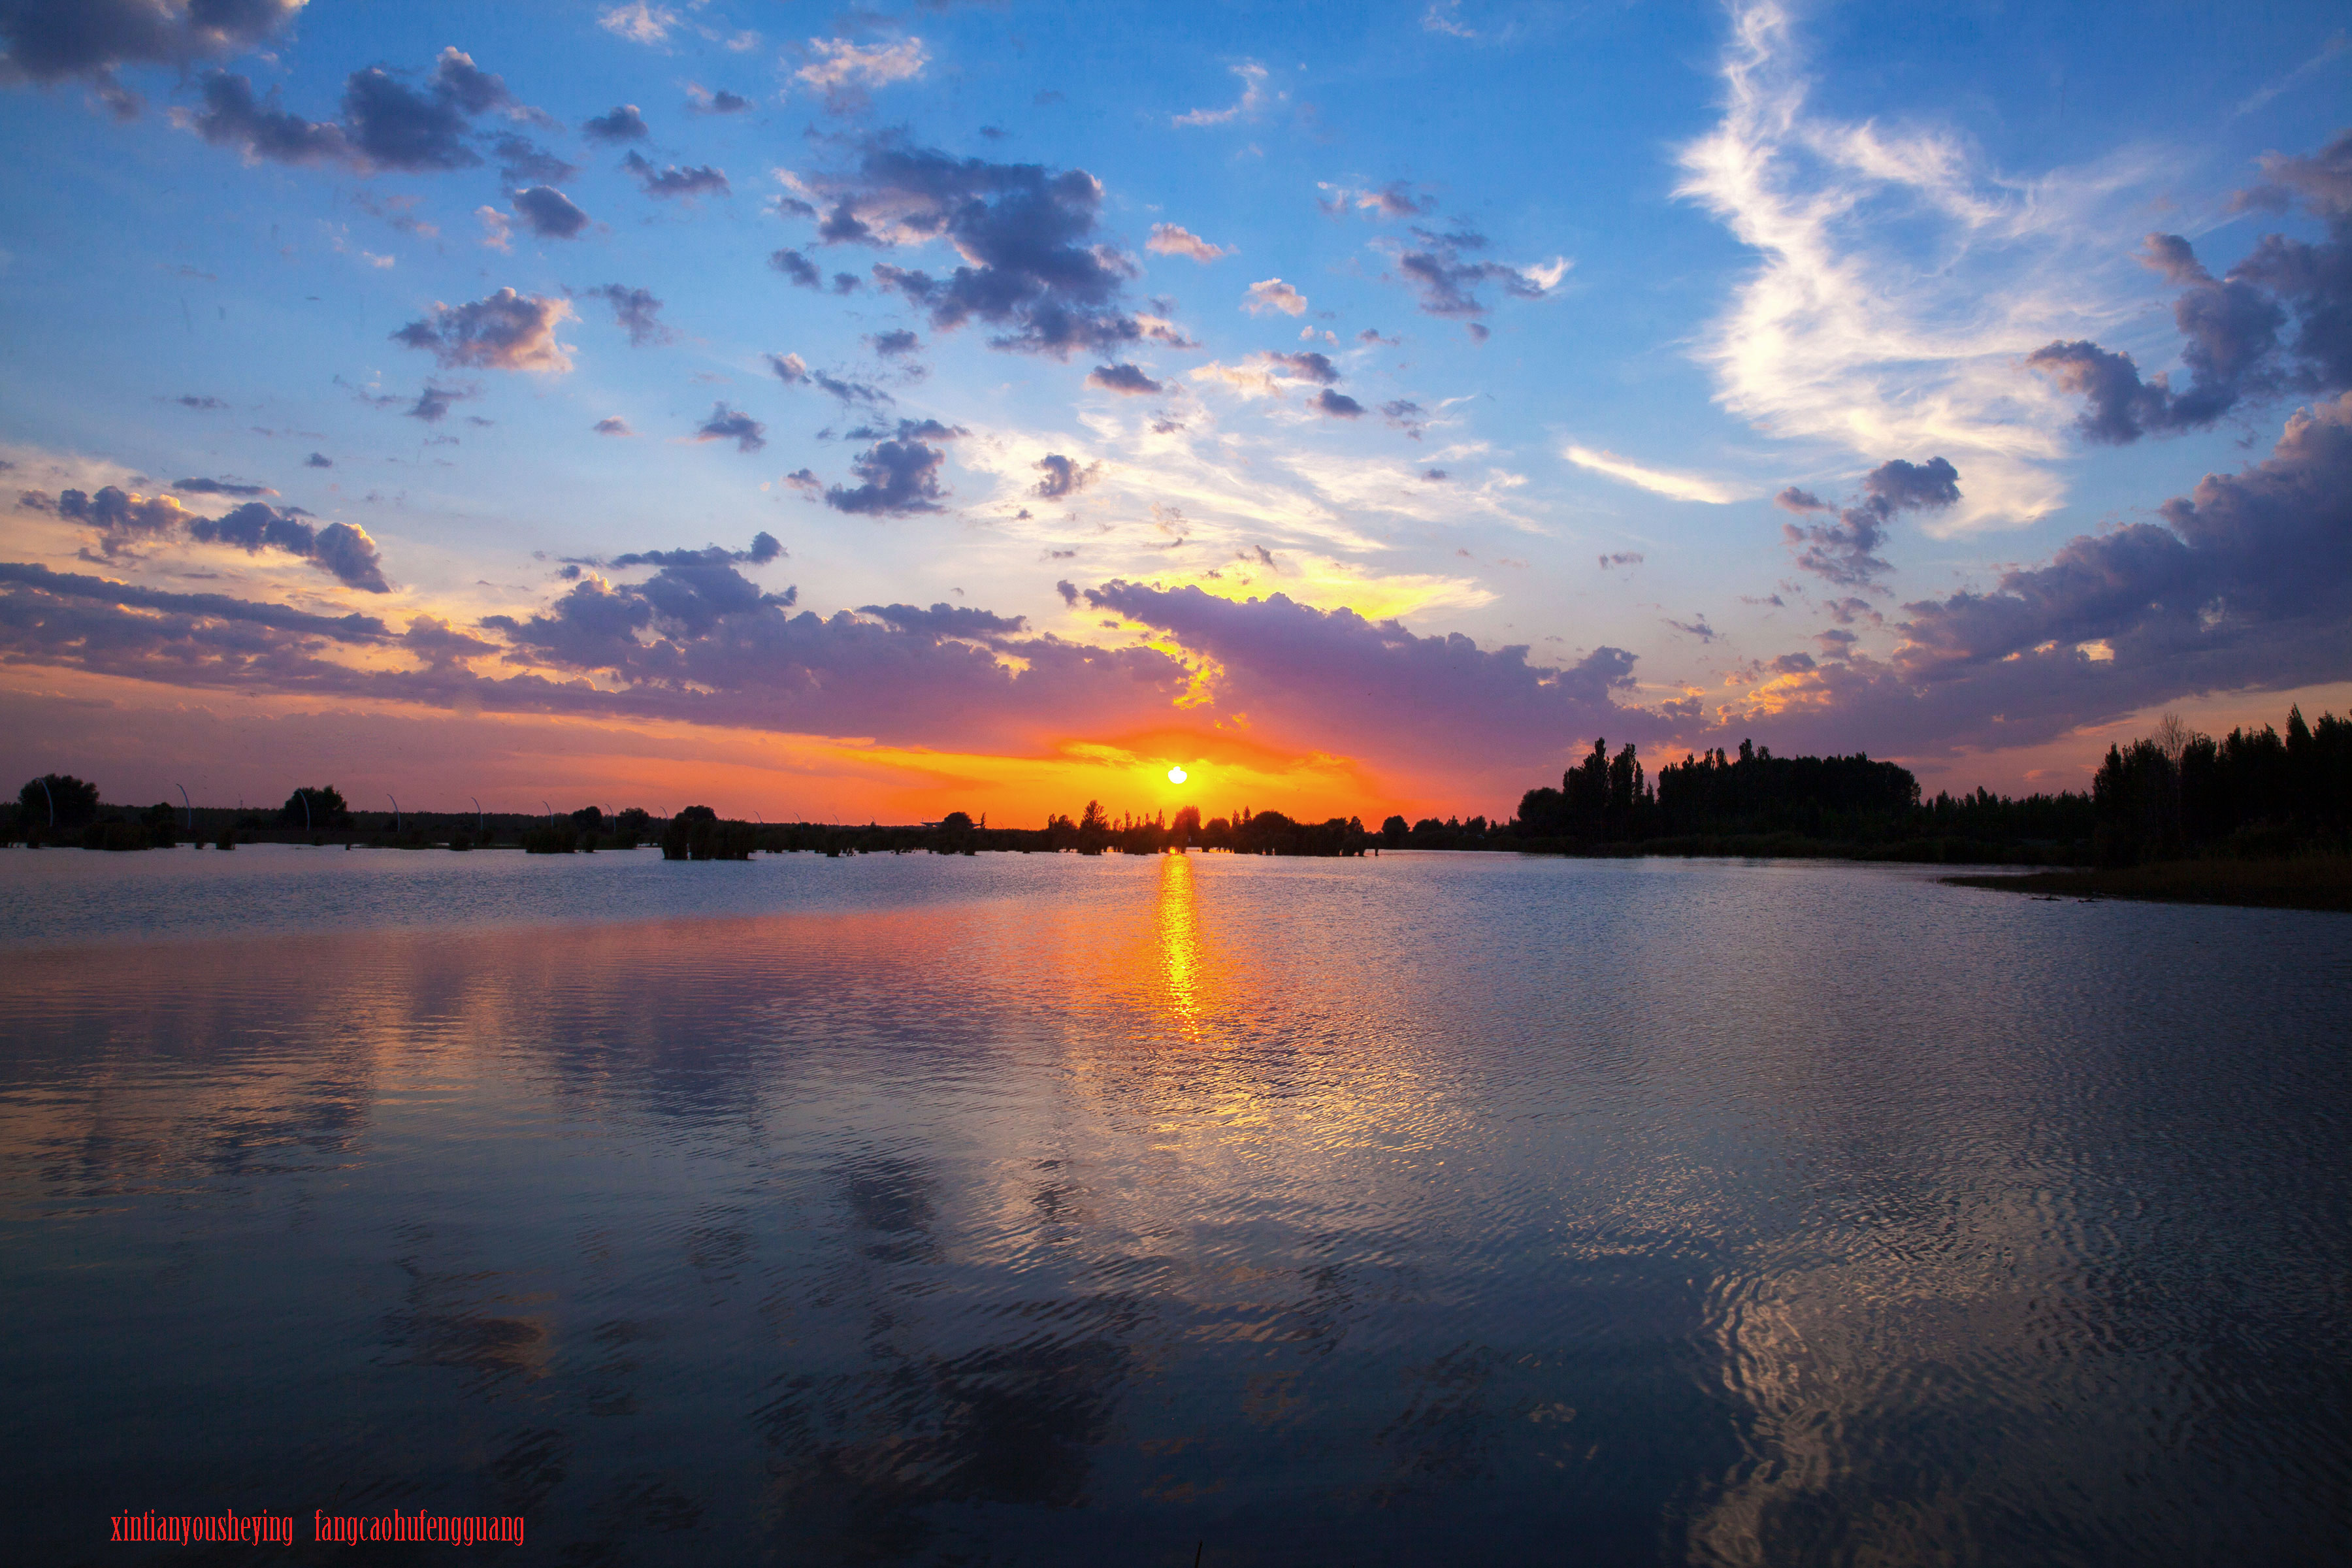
[277,785,351,829]
[18,773,98,829]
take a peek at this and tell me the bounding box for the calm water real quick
[3,847,2347,1565]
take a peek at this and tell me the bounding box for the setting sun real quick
[1167,766,1188,785]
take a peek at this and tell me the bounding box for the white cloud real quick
[1674,1,2166,533]
[1564,446,1744,505]
[598,3,678,46]
[1147,223,1231,262]
[794,37,928,97]
[1244,278,1307,316]
[475,207,512,252]
[1173,63,1270,127]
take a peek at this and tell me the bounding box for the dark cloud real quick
[606,534,784,575]
[770,248,822,288]
[392,287,571,372]
[510,185,589,239]
[1264,350,1338,384]
[687,84,750,114]
[188,502,391,591]
[767,351,810,385]
[1380,399,1424,436]
[803,139,1161,359]
[339,64,482,171]
[856,602,1027,641]
[870,327,922,357]
[1598,551,1643,568]
[582,103,649,142]
[1386,225,1554,320]
[406,384,468,422]
[1665,614,1716,642]
[694,404,766,452]
[1055,579,1079,605]
[825,430,951,516]
[174,394,226,410]
[189,51,534,173]
[1780,456,1959,586]
[56,485,389,591]
[0,561,387,638]
[2029,150,2351,446]
[593,416,632,436]
[171,476,273,497]
[402,614,498,668]
[832,271,863,294]
[1086,362,1161,395]
[2230,128,2352,220]
[188,71,355,165]
[576,283,672,346]
[0,0,302,98]
[1313,389,1364,417]
[622,150,728,199]
[492,135,576,186]
[1081,579,1656,761]
[1422,466,1448,482]
[304,451,333,468]
[1033,453,1096,498]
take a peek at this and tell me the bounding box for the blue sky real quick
[1,0,2345,819]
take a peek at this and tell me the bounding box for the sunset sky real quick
[1,0,2346,824]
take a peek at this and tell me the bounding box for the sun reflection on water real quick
[1154,851,1208,1041]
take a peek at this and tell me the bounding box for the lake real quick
[3,846,2347,1565]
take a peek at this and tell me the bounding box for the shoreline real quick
[1944,860,2352,914]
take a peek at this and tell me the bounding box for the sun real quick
[1167,765,1188,785]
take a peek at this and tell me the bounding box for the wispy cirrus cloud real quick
[1565,445,1744,504]
[1674,0,2164,532]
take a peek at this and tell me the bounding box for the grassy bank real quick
[1944,858,2352,913]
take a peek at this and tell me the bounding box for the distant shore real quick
[1944,859,2352,914]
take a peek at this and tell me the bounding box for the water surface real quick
[3,849,2347,1565]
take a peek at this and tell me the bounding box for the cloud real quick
[686,83,749,114]
[475,206,512,251]
[1599,551,1644,569]
[593,416,634,436]
[770,353,893,408]
[55,485,390,591]
[825,425,955,515]
[1083,580,1656,766]
[170,476,274,497]
[1173,62,1269,127]
[1737,393,2352,759]
[770,248,821,288]
[404,384,469,422]
[1564,446,1743,504]
[2028,196,2351,444]
[1264,350,1339,384]
[1313,389,1364,418]
[1245,278,1308,316]
[172,394,225,410]
[1086,362,1161,395]
[792,36,928,107]
[1665,614,1718,642]
[187,48,548,174]
[622,150,728,199]
[1318,180,1430,218]
[1380,399,1426,437]
[0,0,302,101]
[597,4,678,46]
[766,351,809,385]
[694,403,766,452]
[869,327,921,358]
[510,186,589,239]
[609,533,783,570]
[0,562,388,640]
[392,288,574,372]
[794,139,1160,358]
[1147,223,1230,261]
[304,451,333,468]
[1381,225,1561,321]
[187,503,391,591]
[1034,453,1098,498]
[857,602,1027,641]
[577,283,672,346]
[2234,33,2347,117]
[1778,455,1959,585]
[491,135,576,186]
[582,103,649,142]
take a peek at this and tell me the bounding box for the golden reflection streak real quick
[1155,851,1210,1043]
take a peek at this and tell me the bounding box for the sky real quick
[0,0,2346,825]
